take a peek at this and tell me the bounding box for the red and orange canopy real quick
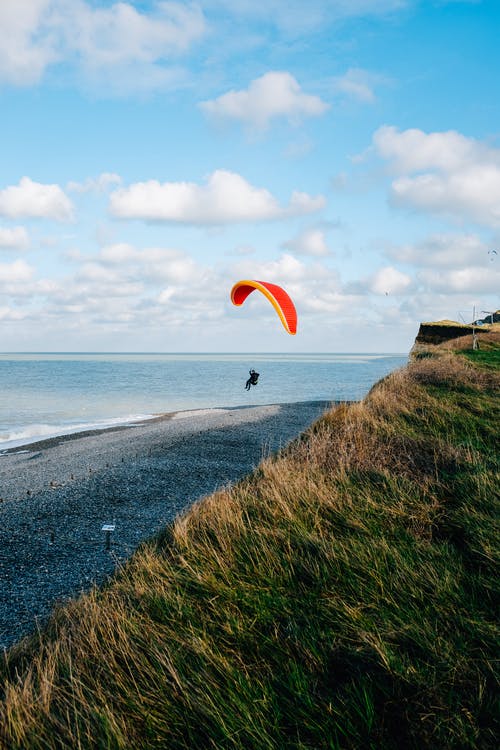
[230,279,297,335]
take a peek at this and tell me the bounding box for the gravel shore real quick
[0,400,331,650]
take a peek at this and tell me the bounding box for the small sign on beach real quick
[102,523,116,550]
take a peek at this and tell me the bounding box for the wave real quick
[0,414,153,451]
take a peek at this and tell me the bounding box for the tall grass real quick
[1,349,498,749]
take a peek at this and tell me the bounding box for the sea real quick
[0,353,408,451]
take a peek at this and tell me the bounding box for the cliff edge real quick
[410,311,500,358]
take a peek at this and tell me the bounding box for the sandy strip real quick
[0,400,332,650]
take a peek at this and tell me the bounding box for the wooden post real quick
[472,306,478,350]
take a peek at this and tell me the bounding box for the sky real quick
[0,0,499,353]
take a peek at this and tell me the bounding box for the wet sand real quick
[0,400,331,650]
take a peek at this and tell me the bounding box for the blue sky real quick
[0,0,498,352]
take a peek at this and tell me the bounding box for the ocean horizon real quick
[0,352,408,450]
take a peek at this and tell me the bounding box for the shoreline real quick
[0,401,319,454]
[0,399,333,650]
[0,411,175,455]
[0,409,190,454]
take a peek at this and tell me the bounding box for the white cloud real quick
[0,0,57,85]
[0,1,206,90]
[0,259,34,284]
[387,233,489,268]
[67,173,122,193]
[234,252,306,283]
[157,286,177,305]
[0,177,74,221]
[77,261,129,285]
[390,169,500,226]
[373,125,488,173]
[62,1,206,67]
[331,67,387,103]
[0,225,30,250]
[99,242,137,264]
[62,1,206,94]
[50,261,145,308]
[0,306,29,321]
[382,231,500,296]
[33,241,212,321]
[418,266,500,294]
[370,266,412,295]
[52,241,222,327]
[109,170,325,224]
[202,1,409,35]
[282,227,331,257]
[99,243,199,284]
[373,126,500,227]
[36,244,206,332]
[230,252,345,317]
[200,71,329,130]
[0,233,445,351]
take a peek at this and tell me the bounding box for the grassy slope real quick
[0,348,498,749]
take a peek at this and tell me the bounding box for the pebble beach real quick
[0,400,331,650]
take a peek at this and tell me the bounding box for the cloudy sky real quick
[0,0,499,353]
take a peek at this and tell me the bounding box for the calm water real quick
[0,353,407,449]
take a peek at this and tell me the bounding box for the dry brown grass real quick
[0,350,498,749]
[434,329,500,352]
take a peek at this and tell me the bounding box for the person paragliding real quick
[231,279,296,391]
[245,368,259,390]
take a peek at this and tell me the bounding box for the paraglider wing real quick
[230,280,297,335]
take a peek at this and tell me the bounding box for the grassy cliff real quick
[410,313,500,357]
[0,345,498,749]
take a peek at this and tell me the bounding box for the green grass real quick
[0,347,498,749]
[461,346,500,370]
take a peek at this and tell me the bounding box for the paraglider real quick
[488,249,497,261]
[245,369,259,390]
[231,279,297,390]
[230,279,297,335]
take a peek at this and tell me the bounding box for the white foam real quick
[0,414,154,451]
